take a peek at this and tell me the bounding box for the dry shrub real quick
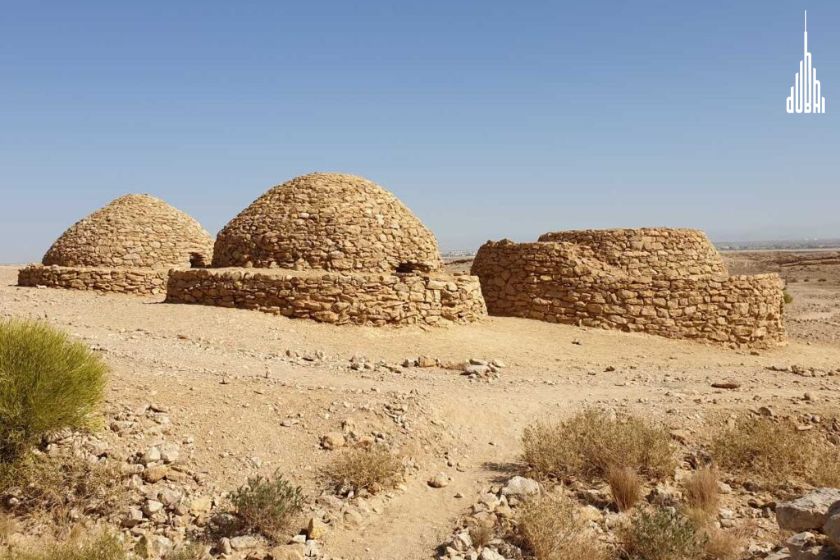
[322,446,402,494]
[710,414,840,488]
[0,453,126,525]
[168,543,209,560]
[618,507,705,560]
[468,523,494,550]
[683,468,719,518]
[0,319,107,463]
[523,409,674,482]
[0,532,125,560]
[518,493,606,560]
[0,514,16,545]
[229,471,304,541]
[608,466,642,511]
[701,528,742,560]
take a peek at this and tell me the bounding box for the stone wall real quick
[471,237,785,347]
[538,228,727,279]
[165,269,486,327]
[18,265,169,295]
[213,173,442,273]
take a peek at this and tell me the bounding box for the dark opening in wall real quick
[189,253,207,268]
[396,262,431,274]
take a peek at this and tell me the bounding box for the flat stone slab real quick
[777,489,840,532]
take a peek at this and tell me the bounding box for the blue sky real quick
[1,1,837,263]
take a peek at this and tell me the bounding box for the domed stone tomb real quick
[212,173,442,273]
[166,173,486,326]
[18,194,213,295]
[471,228,785,347]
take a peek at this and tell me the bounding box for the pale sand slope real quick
[1,265,838,559]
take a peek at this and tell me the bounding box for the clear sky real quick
[1,1,838,263]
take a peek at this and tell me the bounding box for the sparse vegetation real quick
[710,414,840,487]
[608,466,642,511]
[522,409,674,482]
[518,494,606,560]
[618,508,705,560]
[322,446,403,494]
[683,467,719,518]
[167,543,208,560]
[783,290,794,304]
[0,319,107,463]
[0,532,126,560]
[468,523,494,550]
[0,453,125,524]
[229,471,304,540]
[700,527,743,560]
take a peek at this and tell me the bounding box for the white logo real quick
[786,11,826,114]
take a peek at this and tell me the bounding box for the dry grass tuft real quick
[322,446,403,495]
[518,493,606,560]
[608,466,642,511]
[710,414,840,488]
[468,523,494,550]
[683,467,719,518]
[0,532,126,560]
[523,409,674,482]
[0,514,16,545]
[0,453,126,525]
[701,528,742,560]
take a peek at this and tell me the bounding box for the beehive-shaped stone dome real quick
[212,173,442,273]
[42,194,214,268]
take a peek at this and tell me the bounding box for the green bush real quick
[0,532,125,560]
[230,471,304,540]
[783,290,793,304]
[618,508,705,560]
[0,319,107,462]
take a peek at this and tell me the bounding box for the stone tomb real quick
[18,194,214,295]
[165,173,486,326]
[471,228,785,347]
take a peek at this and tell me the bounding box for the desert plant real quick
[0,532,126,560]
[468,523,494,550]
[608,466,642,511]
[683,467,719,518]
[522,409,674,482]
[783,290,793,304]
[322,446,402,494]
[701,527,742,560]
[709,414,840,488]
[518,493,606,560]
[0,319,107,462]
[229,471,304,540]
[0,453,126,524]
[167,543,208,560]
[618,508,705,560]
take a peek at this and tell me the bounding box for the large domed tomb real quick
[18,194,213,295]
[165,173,486,326]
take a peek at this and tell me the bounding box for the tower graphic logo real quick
[786,11,826,114]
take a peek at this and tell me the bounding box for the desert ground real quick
[1,250,839,559]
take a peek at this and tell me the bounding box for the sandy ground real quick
[1,253,839,559]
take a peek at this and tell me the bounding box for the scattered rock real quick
[778,489,840,532]
[428,473,450,488]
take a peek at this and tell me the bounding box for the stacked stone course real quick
[18,194,213,295]
[166,173,487,326]
[471,229,785,347]
[167,268,484,326]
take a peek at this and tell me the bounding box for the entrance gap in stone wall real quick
[189,253,207,268]
[396,262,430,274]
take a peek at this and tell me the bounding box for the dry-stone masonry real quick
[167,268,484,326]
[471,228,785,347]
[212,173,442,273]
[18,194,213,295]
[166,173,487,326]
